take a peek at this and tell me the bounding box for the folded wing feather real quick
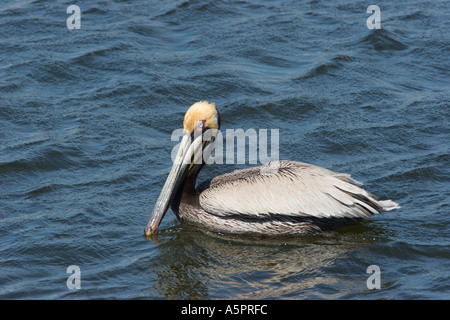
[199,160,396,219]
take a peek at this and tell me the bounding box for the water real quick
[0,0,449,300]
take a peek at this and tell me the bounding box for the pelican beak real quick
[144,131,210,236]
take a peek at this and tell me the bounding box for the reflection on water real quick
[146,223,388,299]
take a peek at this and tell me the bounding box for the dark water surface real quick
[1,0,449,299]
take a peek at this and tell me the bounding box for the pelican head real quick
[145,101,220,236]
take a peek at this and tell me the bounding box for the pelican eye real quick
[194,120,206,132]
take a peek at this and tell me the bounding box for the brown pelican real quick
[144,101,399,236]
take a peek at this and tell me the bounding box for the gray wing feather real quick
[200,160,396,219]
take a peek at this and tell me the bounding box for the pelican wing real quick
[200,161,397,219]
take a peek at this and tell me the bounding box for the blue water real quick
[0,0,449,299]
